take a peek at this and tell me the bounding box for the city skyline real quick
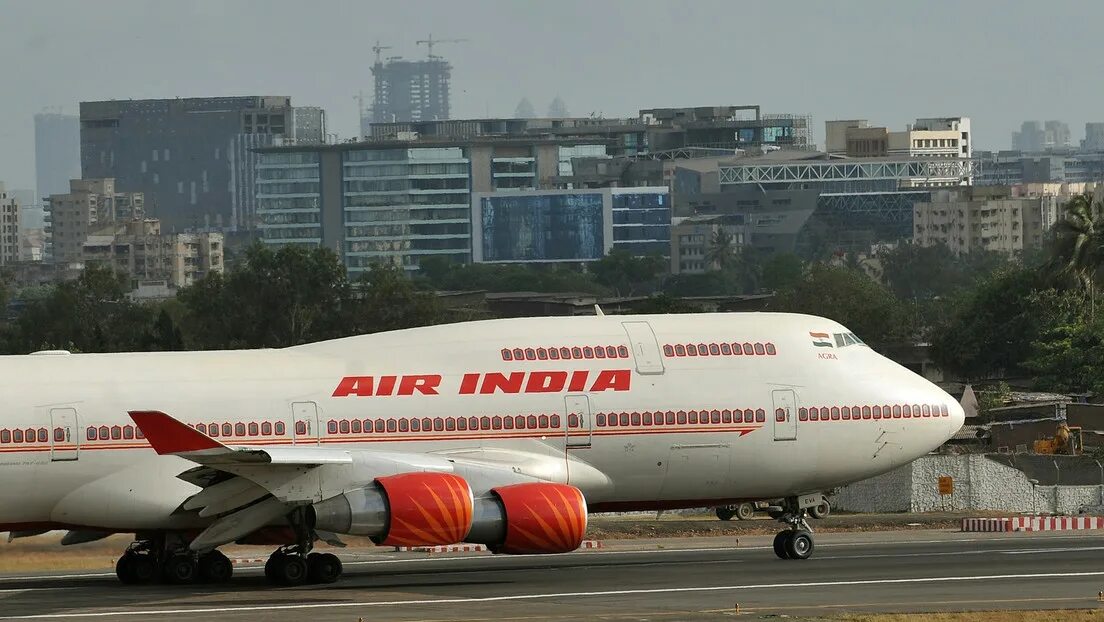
[3,0,1104,191]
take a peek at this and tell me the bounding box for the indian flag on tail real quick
[809,332,833,348]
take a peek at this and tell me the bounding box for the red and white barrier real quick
[961,518,1012,532]
[1010,516,1104,532]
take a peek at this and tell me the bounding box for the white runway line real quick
[4,570,1104,619]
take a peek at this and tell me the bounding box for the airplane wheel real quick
[126,554,158,584]
[785,530,814,560]
[264,552,285,583]
[809,500,831,519]
[272,554,308,586]
[163,553,198,584]
[199,551,233,583]
[307,552,342,584]
[715,506,736,521]
[115,554,135,584]
[735,502,756,521]
[772,532,791,559]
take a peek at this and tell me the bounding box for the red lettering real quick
[333,376,373,397]
[568,370,589,392]
[479,372,525,394]
[589,369,630,392]
[398,375,441,396]
[459,373,480,395]
[376,376,397,396]
[525,371,567,393]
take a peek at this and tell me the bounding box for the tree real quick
[771,264,910,349]
[514,98,536,118]
[547,96,569,118]
[1025,318,1104,395]
[346,263,445,334]
[1050,193,1102,317]
[880,243,969,300]
[760,253,804,292]
[706,229,737,271]
[633,294,702,314]
[589,250,665,296]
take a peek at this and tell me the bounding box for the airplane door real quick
[772,389,797,441]
[621,321,665,375]
[564,394,592,448]
[49,408,79,461]
[291,401,320,445]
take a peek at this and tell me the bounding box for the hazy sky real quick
[2,0,1102,192]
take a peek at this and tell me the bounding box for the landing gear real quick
[263,508,344,586]
[308,553,343,584]
[114,534,234,585]
[771,494,821,561]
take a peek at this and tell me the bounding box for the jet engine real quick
[311,474,587,554]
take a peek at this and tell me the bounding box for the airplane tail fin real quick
[129,410,229,456]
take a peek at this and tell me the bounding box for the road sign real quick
[938,476,954,496]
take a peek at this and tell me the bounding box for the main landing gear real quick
[262,507,344,586]
[115,534,234,585]
[771,494,821,560]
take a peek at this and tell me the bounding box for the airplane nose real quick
[945,399,966,437]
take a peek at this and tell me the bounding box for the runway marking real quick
[6,570,1104,619]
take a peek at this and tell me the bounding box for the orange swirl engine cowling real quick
[489,483,587,554]
[373,472,475,546]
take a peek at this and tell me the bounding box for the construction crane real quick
[371,40,392,65]
[416,34,468,59]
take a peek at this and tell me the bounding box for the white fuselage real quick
[0,313,962,532]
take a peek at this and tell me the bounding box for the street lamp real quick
[1028,478,1039,516]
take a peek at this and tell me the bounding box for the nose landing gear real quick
[771,494,821,560]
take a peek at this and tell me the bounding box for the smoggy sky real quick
[2,0,1101,192]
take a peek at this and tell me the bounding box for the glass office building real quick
[256,151,322,245]
[611,189,670,256]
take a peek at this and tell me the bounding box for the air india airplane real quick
[0,312,962,586]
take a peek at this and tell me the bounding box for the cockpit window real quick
[833,332,868,348]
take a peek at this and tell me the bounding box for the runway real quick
[1,530,1104,620]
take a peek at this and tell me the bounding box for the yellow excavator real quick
[1033,423,1083,455]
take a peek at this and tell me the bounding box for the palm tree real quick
[706,229,737,271]
[1051,193,1103,318]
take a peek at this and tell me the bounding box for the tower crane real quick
[371,40,392,65]
[416,34,468,59]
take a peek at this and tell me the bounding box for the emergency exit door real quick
[291,401,320,445]
[49,407,79,461]
[772,389,797,441]
[564,394,592,448]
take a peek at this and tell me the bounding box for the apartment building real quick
[0,183,21,266]
[82,218,223,288]
[45,178,144,267]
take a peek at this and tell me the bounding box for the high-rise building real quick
[0,183,22,266]
[1083,123,1104,152]
[1012,120,1071,152]
[826,117,971,161]
[79,97,325,232]
[369,57,451,126]
[45,178,144,267]
[34,113,81,203]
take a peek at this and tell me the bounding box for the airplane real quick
[0,312,963,586]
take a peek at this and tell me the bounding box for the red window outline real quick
[743,343,754,355]
[492,416,503,430]
[538,415,549,428]
[686,343,698,357]
[13,429,23,443]
[110,426,122,440]
[569,413,579,428]
[208,423,220,437]
[373,419,384,433]
[550,414,561,428]
[913,404,922,418]
[54,427,65,442]
[892,405,902,418]
[0,430,9,443]
[940,404,949,417]
[25,428,35,443]
[457,417,468,431]
[38,428,48,443]
[123,426,134,440]
[511,415,523,429]
[641,412,651,426]
[233,423,245,436]
[755,409,766,422]
[861,406,871,419]
[349,420,360,434]
[418,417,429,431]
[583,346,594,359]
[537,348,548,360]
[732,343,743,355]
[697,344,709,356]
[513,348,525,360]
[85,427,95,441]
[275,422,286,435]
[765,343,777,355]
[397,419,409,433]
[560,347,572,359]
[619,413,630,426]
[627,412,639,426]
[196,423,208,434]
[244,422,256,436]
[411,418,422,432]
[830,407,840,421]
[595,346,606,359]
[446,418,456,431]
[922,404,931,417]
[295,422,307,435]
[478,416,490,430]
[606,413,618,427]
[666,411,676,425]
[798,408,808,421]
[775,408,786,422]
[872,406,881,419]
[260,421,272,435]
[674,344,686,356]
[432,418,443,432]
[596,413,606,427]
[548,348,560,360]
[617,345,629,358]
[722,409,732,423]
[677,410,687,425]
[606,346,618,358]
[468,417,479,430]
[502,416,513,430]
[219,423,231,436]
[501,348,513,361]
[385,419,397,433]
[841,407,851,420]
[720,343,732,355]
[709,343,720,356]
[744,408,755,423]
[754,343,766,355]
[663,344,675,356]
[688,410,699,424]
[521,348,534,360]
[98,426,109,440]
[711,410,721,424]
[572,347,583,359]
[809,407,819,421]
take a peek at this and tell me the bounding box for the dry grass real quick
[837,612,1104,622]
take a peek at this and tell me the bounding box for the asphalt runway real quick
[2,530,1104,621]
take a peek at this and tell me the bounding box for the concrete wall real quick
[833,454,1104,515]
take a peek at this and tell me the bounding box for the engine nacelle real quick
[470,483,588,555]
[311,472,474,546]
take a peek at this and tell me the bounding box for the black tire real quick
[163,553,198,584]
[772,532,791,559]
[115,554,135,584]
[809,500,831,520]
[785,530,814,560]
[735,503,756,521]
[715,506,737,521]
[307,552,342,584]
[276,555,309,586]
[129,554,159,584]
[199,551,234,584]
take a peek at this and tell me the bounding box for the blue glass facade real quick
[479,194,604,262]
[256,151,322,246]
[611,191,671,256]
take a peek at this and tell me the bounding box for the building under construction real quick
[369,57,451,126]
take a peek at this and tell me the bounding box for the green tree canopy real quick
[588,250,665,296]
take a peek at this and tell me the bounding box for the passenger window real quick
[375,419,385,433]
[596,413,606,427]
[688,410,699,424]
[666,411,676,425]
[538,415,549,428]
[457,417,468,431]
[492,416,502,430]
[411,418,421,432]
[594,346,606,359]
[398,419,409,432]
[422,417,432,431]
[433,418,444,431]
[677,411,687,425]
[755,409,766,422]
[222,423,233,436]
[235,423,246,436]
[274,422,286,435]
[338,420,349,434]
[386,419,397,433]
[349,420,360,434]
[550,414,560,428]
[502,416,513,429]
[446,418,456,431]
[262,421,274,435]
[38,428,48,442]
[13,429,23,443]
[123,426,134,440]
[619,413,629,426]
[674,344,686,356]
[0,430,9,443]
